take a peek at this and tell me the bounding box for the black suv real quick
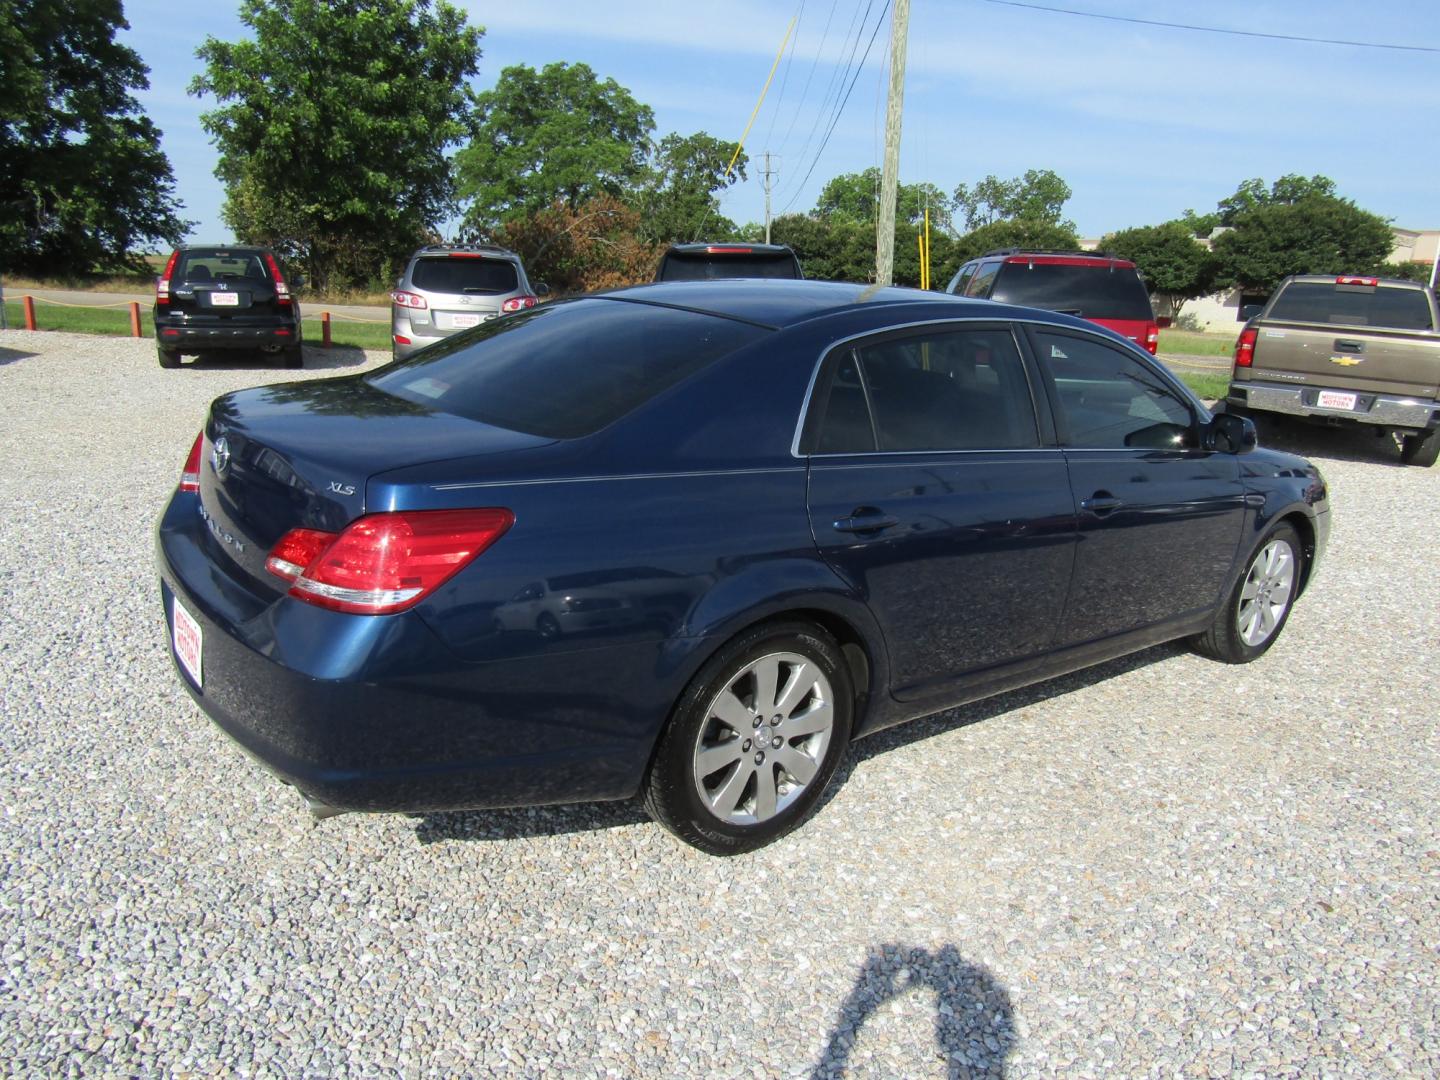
[655,242,803,281]
[945,249,1163,354]
[153,245,304,369]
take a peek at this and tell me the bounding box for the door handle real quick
[1080,492,1123,516]
[833,512,899,534]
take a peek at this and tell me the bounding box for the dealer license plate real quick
[209,292,240,307]
[172,596,203,687]
[450,313,481,328]
[1316,390,1358,410]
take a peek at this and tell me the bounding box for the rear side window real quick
[964,262,1001,297]
[175,250,269,282]
[410,257,519,295]
[805,327,1039,453]
[368,298,766,439]
[991,263,1153,322]
[1266,282,1434,331]
[659,253,800,281]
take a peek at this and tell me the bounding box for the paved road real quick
[2,328,1435,1077]
[3,285,389,323]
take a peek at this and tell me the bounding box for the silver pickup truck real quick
[1226,274,1440,466]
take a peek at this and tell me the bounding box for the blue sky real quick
[121,0,1440,244]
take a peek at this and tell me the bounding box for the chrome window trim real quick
[789,315,1194,459]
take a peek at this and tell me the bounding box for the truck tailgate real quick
[1246,321,1440,398]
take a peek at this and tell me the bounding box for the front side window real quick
[806,326,1039,453]
[1035,331,1195,450]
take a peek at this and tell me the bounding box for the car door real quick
[1026,326,1248,644]
[802,323,1077,701]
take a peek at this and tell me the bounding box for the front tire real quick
[1190,523,1303,664]
[644,621,854,855]
[1399,430,1439,467]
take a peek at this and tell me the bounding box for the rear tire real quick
[157,346,180,369]
[644,620,853,855]
[1399,430,1439,467]
[282,344,304,369]
[1190,523,1303,664]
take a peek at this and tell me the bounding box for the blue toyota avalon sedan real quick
[157,280,1329,854]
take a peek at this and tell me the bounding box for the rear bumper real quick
[1230,379,1439,431]
[157,322,300,352]
[155,494,665,814]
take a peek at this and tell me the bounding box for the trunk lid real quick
[165,248,288,322]
[197,376,554,587]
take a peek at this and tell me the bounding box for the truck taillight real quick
[1234,327,1258,368]
[501,296,537,313]
[1144,322,1159,355]
[156,250,179,306]
[179,431,203,492]
[266,509,514,615]
[263,253,291,305]
[1336,276,1378,286]
[391,290,427,310]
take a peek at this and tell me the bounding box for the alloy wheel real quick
[1236,539,1296,647]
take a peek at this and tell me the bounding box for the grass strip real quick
[1159,329,1235,357]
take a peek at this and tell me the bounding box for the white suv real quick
[390,245,547,359]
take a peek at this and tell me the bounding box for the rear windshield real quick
[990,263,1153,322]
[175,250,270,283]
[1266,282,1434,331]
[659,252,801,281]
[410,256,519,295]
[368,298,767,439]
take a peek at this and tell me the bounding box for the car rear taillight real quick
[501,296,537,313]
[1234,327,1258,368]
[156,250,180,306]
[1144,322,1159,355]
[179,431,203,492]
[391,290,427,310]
[263,253,291,305]
[265,509,514,615]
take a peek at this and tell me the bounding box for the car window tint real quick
[176,250,268,282]
[852,328,1038,452]
[947,264,977,295]
[410,257,519,295]
[1035,331,1195,450]
[1266,282,1433,331]
[368,298,766,439]
[964,262,1000,297]
[659,253,800,280]
[991,264,1153,321]
[809,350,877,453]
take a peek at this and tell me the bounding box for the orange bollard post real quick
[322,311,332,348]
[129,301,142,338]
[23,295,37,331]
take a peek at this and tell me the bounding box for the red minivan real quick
[945,250,1164,354]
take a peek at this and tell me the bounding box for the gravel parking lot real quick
[2,329,1436,1077]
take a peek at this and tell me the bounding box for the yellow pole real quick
[917,233,925,288]
[924,206,932,290]
[724,16,797,181]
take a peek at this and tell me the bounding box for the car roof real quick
[601,278,996,330]
[662,242,796,256]
[174,244,271,253]
[1284,273,1429,290]
[411,244,519,259]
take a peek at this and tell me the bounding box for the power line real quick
[775,0,842,159]
[983,0,1440,54]
[774,0,874,207]
[763,1,806,154]
[779,0,891,215]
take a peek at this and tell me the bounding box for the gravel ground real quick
[2,329,1437,1078]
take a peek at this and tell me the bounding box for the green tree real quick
[814,168,952,231]
[457,62,654,234]
[943,219,1081,276]
[1216,173,1336,225]
[1103,221,1218,317]
[1212,194,1394,292]
[630,131,745,244]
[951,169,1072,231]
[0,0,189,274]
[191,0,482,292]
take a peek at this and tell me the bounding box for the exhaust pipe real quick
[303,793,350,823]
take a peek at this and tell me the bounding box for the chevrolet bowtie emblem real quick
[1330,356,1363,366]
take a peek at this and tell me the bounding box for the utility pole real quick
[875,0,910,286]
[763,151,779,244]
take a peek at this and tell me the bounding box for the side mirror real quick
[534,282,551,298]
[1208,412,1256,454]
[1240,304,1263,321]
[1156,315,1173,329]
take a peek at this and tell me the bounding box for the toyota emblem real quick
[211,436,231,477]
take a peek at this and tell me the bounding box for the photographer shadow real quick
[813,944,1014,1079]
